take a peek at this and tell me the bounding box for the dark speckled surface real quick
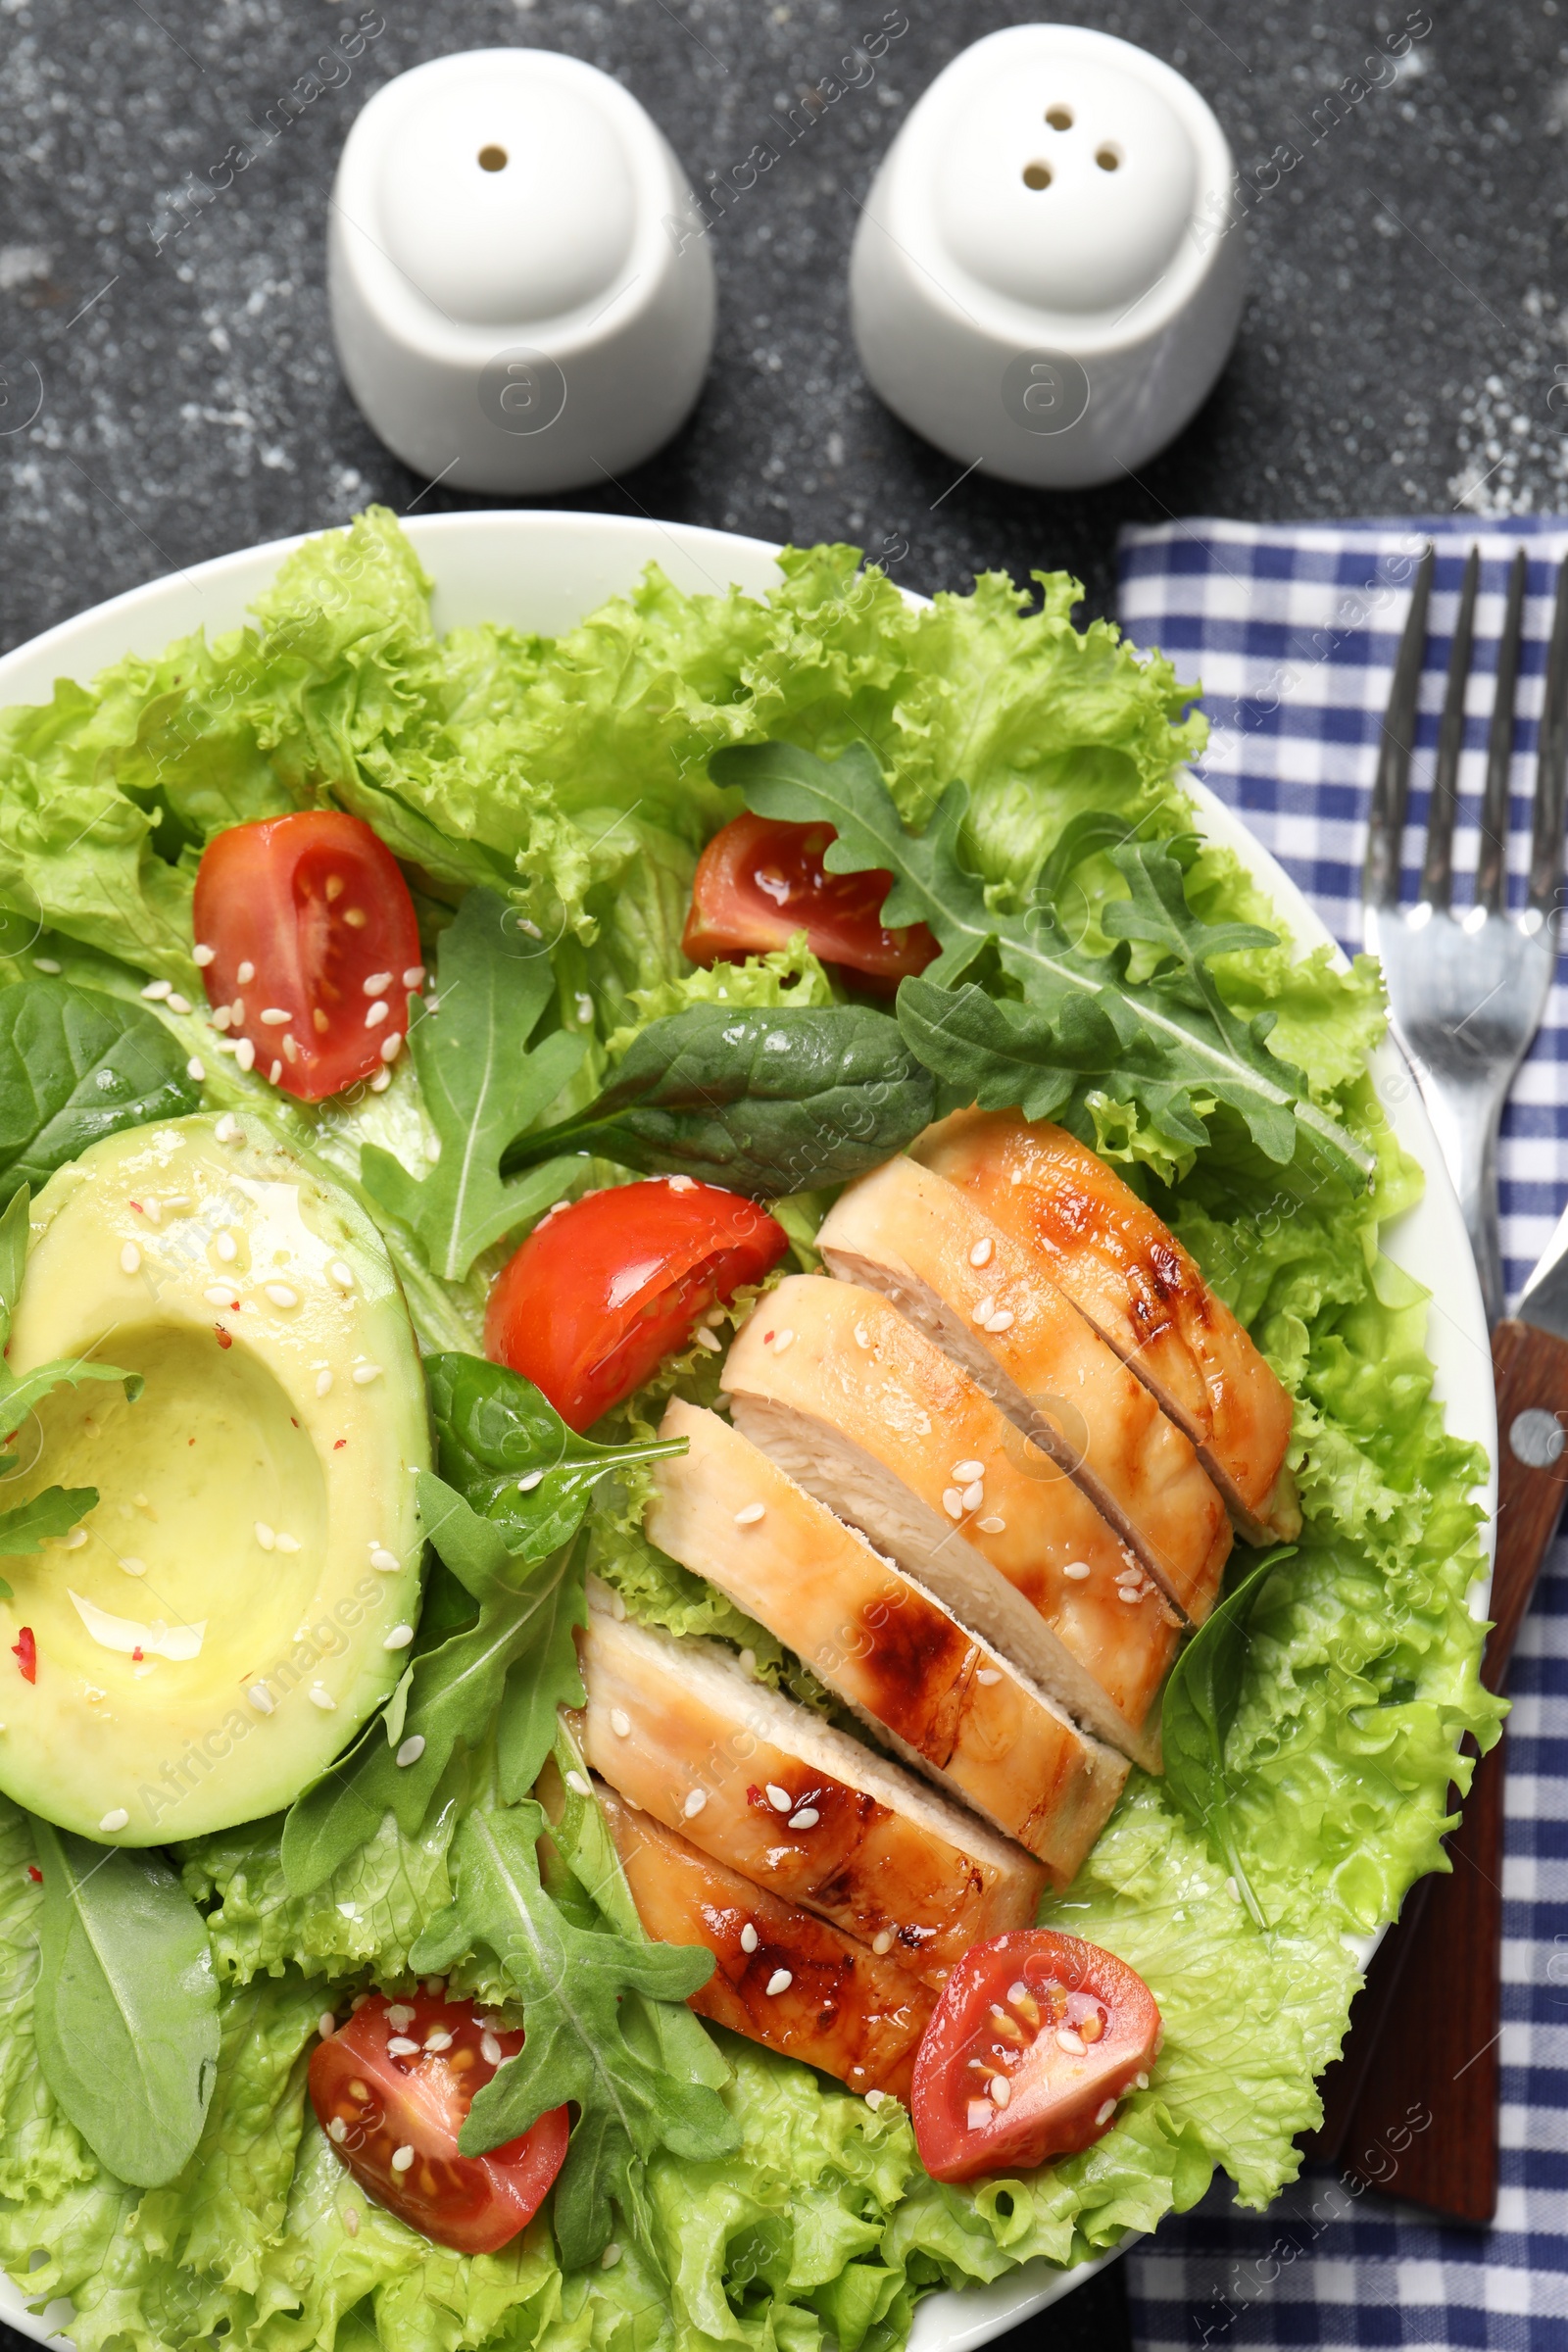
[0,2,1560,2346]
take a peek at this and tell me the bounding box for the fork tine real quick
[1528,551,1568,915]
[1365,542,1435,908]
[1475,546,1529,913]
[1418,544,1481,908]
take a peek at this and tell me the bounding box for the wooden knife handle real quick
[1484,1316,1568,1690]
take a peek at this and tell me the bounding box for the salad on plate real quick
[0,509,1500,2352]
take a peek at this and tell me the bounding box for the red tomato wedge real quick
[485,1179,788,1432]
[309,1991,568,2254]
[192,811,422,1102]
[910,1930,1161,2183]
[682,812,939,991]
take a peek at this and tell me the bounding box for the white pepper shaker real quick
[849,23,1245,489]
[328,48,715,493]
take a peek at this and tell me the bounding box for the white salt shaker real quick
[328,49,715,493]
[849,24,1245,490]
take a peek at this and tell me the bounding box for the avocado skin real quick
[0,1114,428,1844]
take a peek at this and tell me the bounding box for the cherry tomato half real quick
[192,811,422,1102]
[485,1179,788,1432]
[309,1990,568,2254]
[682,813,938,992]
[910,1930,1161,2183]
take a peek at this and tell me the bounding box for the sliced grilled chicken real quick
[647,1401,1129,1879]
[577,1581,1043,1986]
[817,1155,1231,1623]
[720,1277,1177,1769]
[914,1110,1299,1543]
[597,1780,933,2099]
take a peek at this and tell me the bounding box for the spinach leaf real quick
[425,1352,688,1559]
[0,980,199,1207]
[29,1816,220,2187]
[412,1797,736,2270]
[360,888,586,1282]
[712,743,1372,1192]
[1161,1547,1296,1929]
[499,1001,934,1198]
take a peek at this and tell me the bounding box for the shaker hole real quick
[478,144,509,172]
[1096,144,1122,171]
[1045,105,1073,129]
[1022,161,1053,190]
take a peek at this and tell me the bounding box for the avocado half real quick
[0,1114,429,1844]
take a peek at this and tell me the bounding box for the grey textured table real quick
[0,1,1559,2346]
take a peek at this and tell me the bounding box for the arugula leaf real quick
[425,1352,688,1559]
[360,887,586,1281]
[0,980,199,1207]
[279,1506,585,1899]
[1161,1547,1297,1929]
[29,1816,221,2187]
[0,1181,143,1441]
[412,1797,736,2269]
[711,742,1372,1191]
[499,1001,935,1198]
[0,1481,98,1566]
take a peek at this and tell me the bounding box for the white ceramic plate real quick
[0,511,1496,2352]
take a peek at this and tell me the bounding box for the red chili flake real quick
[13,1628,36,1684]
[215,1325,232,1349]
[131,1646,144,1663]
[290,1417,299,1429]
[188,1437,196,1446]
[334,1438,347,1450]
[762,1331,775,1346]
[129,1200,144,1214]
[25,1866,40,1884]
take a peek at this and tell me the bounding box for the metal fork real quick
[1363,542,1568,1328]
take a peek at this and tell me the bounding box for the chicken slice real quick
[817,1154,1231,1623]
[578,1581,1043,1986]
[647,1401,1129,1880]
[914,1110,1299,1543]
[596,1780,933,2099]
[720,1277,1177,1768]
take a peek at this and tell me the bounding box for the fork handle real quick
[1413,1075,1507,1330]
[1486,1317,1568,1683]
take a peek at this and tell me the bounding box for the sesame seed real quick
[265,1283,298,1309]
[967,2099,992,2131]
[269,1059,282,1084]
[248,1683,274,1713]
[977,1516,1006,1534]
[1063,1561,1092,1581]
[864,2088,886,2110]
[275,1533,300,1553]
[230,1000,244,1023]
[328,1260,355,1291]
[237,961,255,985]
[387,2036,418,2058]
[968,1236,994,1268]
[259,1006,289,1027]
[167,993,192,1016]
[216,1232,238,1263]
[364,1000,389,1029]
[378,1033,402,1063]
[363,973,392,998]
[872,1931,893,1955]
[318,2012,336,2038]
[740,1923,759,1953]
[960,1479,984,1511]
[1135,2072,1150,2090]
[396,1735,426,1769]
[695,1327,721,1351]
[516,1470,544,1493]
[327,2116,348,2142]
[683,1788,708,1819]
[770,1328,795,1353]
[282,1034,299,1063]
[423,2031,454,2057]
[766,1785,792,1812]
[1007,1981,1032,2007]
[480,2032,503,2066]
[386,2005,415,2028]
[368,1069,391,1092]
[255,1522,275,1550]
[611,1708,631,1738]
[734,1501,765,1526]
[309,1685,336,1710]
[788,1806,819,1830]
[764,1969,793,1996]
[564,1770,592,1797]
[120,1242,141,1274]
[215,1113,241,1144]
[1095,2100,1116,2127]
[601,2244,622,2271]
[233,1038,256,1073]
[985,1309,1015,1334]
[1009,1168,1023,1185]
[32,956,61,974]
[972,1295,996,1324]
[213,1006,233,1031]
[352,1363,382,1385]
[942,1488,964,1521]
[1055,2028,1087,2056]
[990,2075,1011,2107]
[141,980,172,1002]
[854,1323,871,1349]
[738,1647,756,1674]
[370,1547,400,1572]
[193,944,216,966]
[952,1459,985,1482]
[316,1370,333,1397]
[99,1808,129,1833]
[343,2206,360,2235]
[403,966,425,989]
[667,1173,696,1192]
[390,2146,416,2176]
[186,1057,206,1083]
[976,1667,1002,1686]
[64,1530,87,1550]
[384,1625,414,1649]
[121,1556,146,1577]
[1117,1584,1141,1603]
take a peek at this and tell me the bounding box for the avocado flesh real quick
[0,1114,429,1844]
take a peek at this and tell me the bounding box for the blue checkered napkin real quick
[1115,516,1568,2352]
